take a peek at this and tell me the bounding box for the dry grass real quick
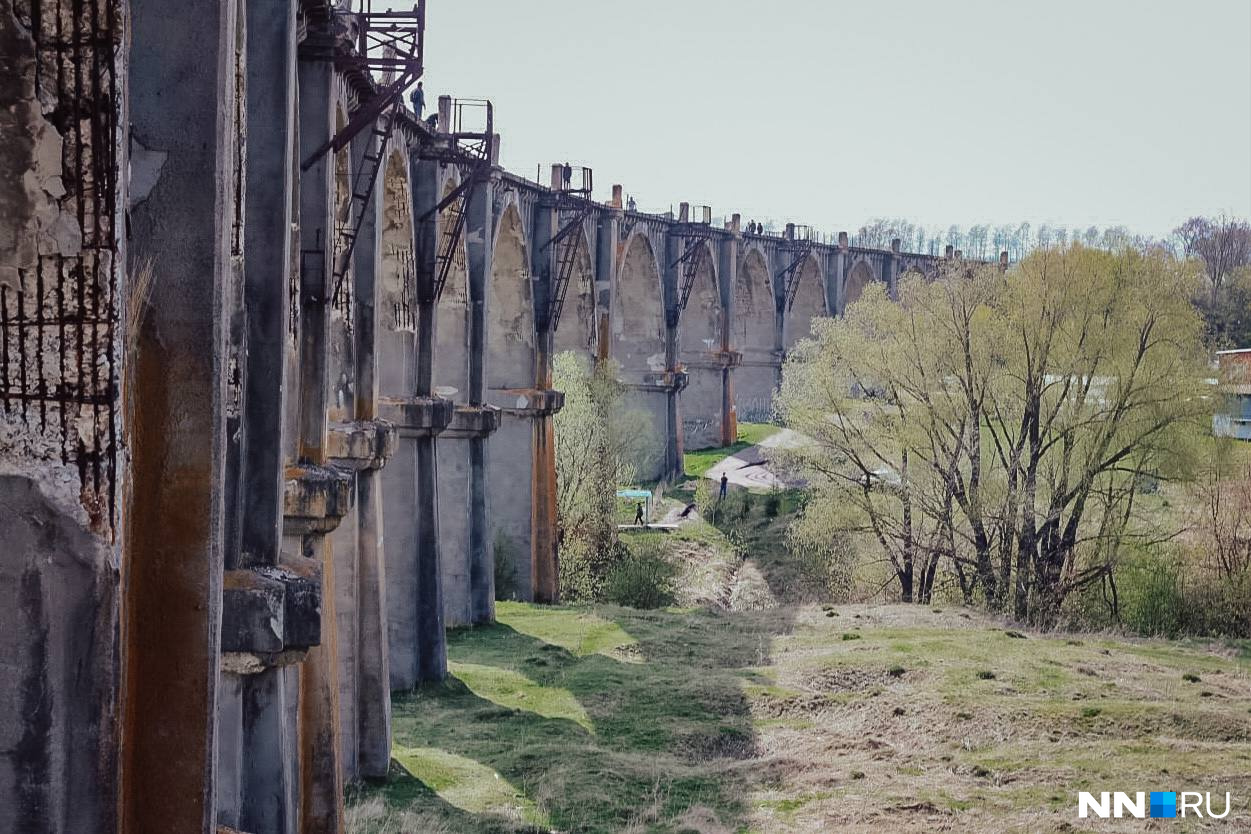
[350,602,1251,833]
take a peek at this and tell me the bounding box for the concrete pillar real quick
[889,238,901,299]
[215,1,304,827]
[662,232,688,480]
[530,196,561,603]
[123,1,237,831]
[404,152,450,680]
[717,232,741,446]
[344,123,395,780]
[836,232,849,315]
[464,171,500,623]
[294,38,346,834]
[595,200,621,363]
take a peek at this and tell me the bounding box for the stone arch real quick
[614,230,665,375]
[678,239,720,358]
[434,173,470,400]
[843,259,875,310]
[734,247,774,353]
[552,224,595,357]
[488,201,535,392]
[784,252,826,349]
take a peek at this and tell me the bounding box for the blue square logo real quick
[1150,791,1177,818]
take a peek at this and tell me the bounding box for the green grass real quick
[349,603,1251,833]
[682,421,781,478]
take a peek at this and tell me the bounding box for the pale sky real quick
[422,0,1251,241]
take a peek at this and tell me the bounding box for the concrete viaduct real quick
[0,1,975,831]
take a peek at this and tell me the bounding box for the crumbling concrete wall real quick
[0,1,126,831]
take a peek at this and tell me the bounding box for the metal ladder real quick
[330,101,400,317]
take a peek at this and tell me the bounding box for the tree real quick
[553,352,643,599]
[776,247,1209,624]
[1173,215,1251,294]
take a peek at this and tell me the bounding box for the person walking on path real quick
[634,502,646,527]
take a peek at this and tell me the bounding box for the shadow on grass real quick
[356,603,796,833]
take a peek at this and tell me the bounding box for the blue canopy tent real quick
[616,489,653,524]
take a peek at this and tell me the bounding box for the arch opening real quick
[613,232,664,376]
[434,175,470,401]
[487,202,535,393]
[552,227,595,357]
[843,260,875,310]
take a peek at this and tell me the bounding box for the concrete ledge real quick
[683,350,742,371]
[495,388,565,417]
[627,370,688,394]
[283,464,355,536]
[378,395,456,437]
[327,419,398,470]
[440,404,503,439]
[220,558,323,657]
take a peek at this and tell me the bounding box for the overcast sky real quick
[421,0,1251,240]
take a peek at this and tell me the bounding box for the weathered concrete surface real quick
[124,0,238,829]
[677,242,723,450]
[731,246,779,423]
[0,476,119,833]
[783,254,826,350]
[486,202,539,599]
[614,230,670,478]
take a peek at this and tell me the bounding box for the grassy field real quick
[683,422,781,478]
[347,602,1251,833]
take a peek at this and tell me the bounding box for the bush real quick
[559,536,627,603]
[494,532,519,601]
[764,489,781,518]
[605,540,677,609]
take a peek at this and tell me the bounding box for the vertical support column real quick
[596,188,622,363]
[348,124,392,779]
[124,0,237,830]
[531,193,560,603]
[410,153,447,680]
[295,41,344,834]
[836,232,849,315]
[889,238,901,299]
[226,0,301,828]
[465,172,497,623]
[718,220,740,447]
[661,229,685,481]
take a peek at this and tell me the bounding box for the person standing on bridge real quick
[719,472,729,501]
[410,81,425,118]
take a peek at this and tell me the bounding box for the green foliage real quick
[493,532,519,602]
[553,352,646,599]
[605,540,677,609]
[775,245,1211,622]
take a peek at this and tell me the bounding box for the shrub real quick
[493,532,519,601]
[764,489,781,518]
[560,536,628,603]
[604,540,677,609]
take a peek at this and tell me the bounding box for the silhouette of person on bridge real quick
[410,81,425,118]
[562,162,572,190]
